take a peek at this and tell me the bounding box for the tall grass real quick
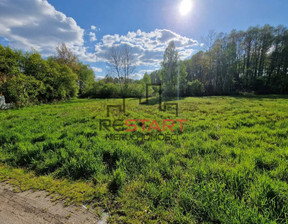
[1,96,288,223]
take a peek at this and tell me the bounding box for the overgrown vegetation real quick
[0,43,95,106]
[1,23,288,223]
[0,96,288,223]
[151,25,288,96]
[2,25,288,108]
[86,24,288,99]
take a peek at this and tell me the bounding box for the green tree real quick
[1,73,44,106]
[0,45,22,81]
[140,72,153,97]
[78,63,95,96]
[55,43,80,73]
[22,51,49,81]
[188,79,205,96]
[179,61,188,96]
[161,41,179,96]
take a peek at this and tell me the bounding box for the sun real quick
[179,0,193,16]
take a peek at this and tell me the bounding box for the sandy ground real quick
[0,182,108,224]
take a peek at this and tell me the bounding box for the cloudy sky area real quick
[0,0,287,79]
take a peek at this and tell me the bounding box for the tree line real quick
[0,43,95,106]
[153,24,288,96]
[1,24,287,107]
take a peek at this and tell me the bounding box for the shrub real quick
[187,79,205,96]
[109,168,126,194]
[1,73,44,106]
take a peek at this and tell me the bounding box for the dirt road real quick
[0,182,107,224]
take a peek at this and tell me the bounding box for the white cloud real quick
[89,32,97,42]
[95,76,105,81]
[91,25,100,31]
[94,29,198,67]
[129,73,143,80]
[130,69,155,79]
[92,66,103,73]
[0,0,198,70]
[0,0,87,56]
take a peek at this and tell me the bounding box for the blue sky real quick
[0,0,288,79]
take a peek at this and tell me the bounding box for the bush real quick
[87,82,145,98]
[109,168,126,194]
[87,82,121,98]
[124,83,143,97]
[44,58,79,101]
[1,74,44,106]
[0,44,84,106]
[188,79,205,96]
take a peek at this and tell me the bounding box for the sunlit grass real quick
[0,96,288,223]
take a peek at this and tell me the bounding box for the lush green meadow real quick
[0,96,288,223]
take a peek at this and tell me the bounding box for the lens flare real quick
[179,0,193,16]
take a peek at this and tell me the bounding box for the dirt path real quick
[0,182,107,224]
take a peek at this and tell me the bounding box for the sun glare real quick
[179,0,193,16]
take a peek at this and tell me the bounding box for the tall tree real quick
[55,43,80,73]
[77,63,95,96]
[106,44,136,95]
[161,41,179,96]
[121,45,136,83]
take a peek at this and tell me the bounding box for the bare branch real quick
[106,45,136,85]
[201,30,217,51]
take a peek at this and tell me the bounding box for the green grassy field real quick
[0,96,288,223]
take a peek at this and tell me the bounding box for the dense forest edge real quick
[0,24,288,107]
